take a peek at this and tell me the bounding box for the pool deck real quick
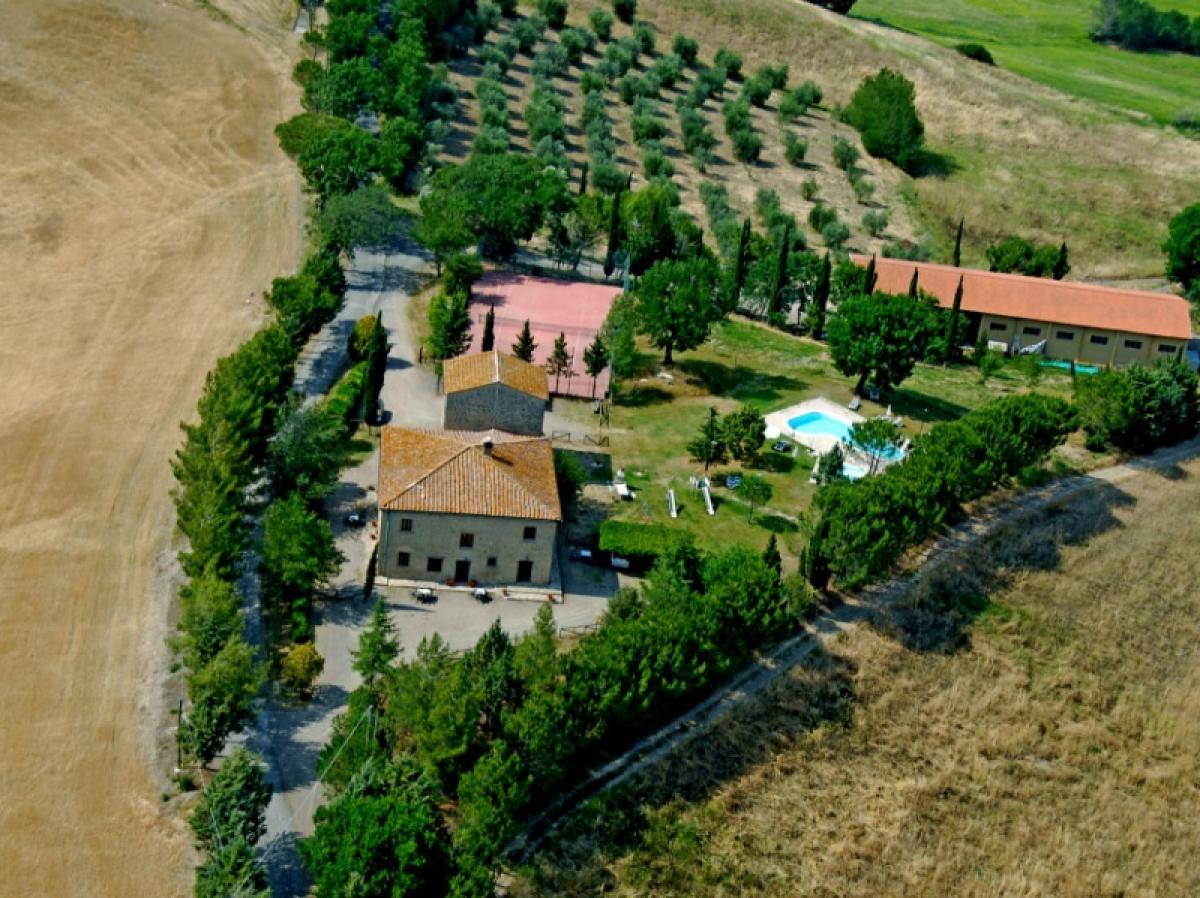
[764,396,866,456]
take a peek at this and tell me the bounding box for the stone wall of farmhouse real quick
[443,383,545,435]
[378,509,557,585]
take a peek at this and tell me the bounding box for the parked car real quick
[569,546,595,563]
[772,440,791,453]
[345,512,367,527]
[610,555,631,570]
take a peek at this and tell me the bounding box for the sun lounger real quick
[848,396,862,412]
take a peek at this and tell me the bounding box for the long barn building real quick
[863,257,1193,368]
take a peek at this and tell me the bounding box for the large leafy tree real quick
[195,838,269,898]
[174,572,244,674]
[423,154,570,259]
[190,747,271,850]
[634,255,721,365]
[297,126,378,202]
[622,184,685,275]
[1164,203,1200,296]
[738,475,773,521]
[316,183,408,251]
[260,492,344,609]
[180,635,264,765]
[722,405,766,462]
[849,418,903,475]
[826,291,943,395]
[842,68,925,173]
[267,398,347,502]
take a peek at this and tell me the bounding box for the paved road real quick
[503,436,1200,870]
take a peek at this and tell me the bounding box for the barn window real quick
[397,552,411,567]
[460,533,475,548]
[427,557,444,573]
[1055,330,1075,341]
[523,526,537,541]
[400,518,413,532]
[1158,344,1177,354]
[989,321,1008,332]
[1022,326,1042,336]
[1123,339,1143,350]
[1089,335,1109,346]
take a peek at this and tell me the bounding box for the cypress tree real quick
[811,253,831,338]
[360,313,388,424]
[578,160,589,196]
[547,331,571,393]
[864,254,877,294]
[732,217,751,309]
[1053,242,1070,280]
[481,304,496,352]
[769,224,791,322]
[762,533,782,581]
[907,266,919,298]
[952,217,964,267]
[603,190,622,278]
[512,319,537,361]
[945,274,964,363]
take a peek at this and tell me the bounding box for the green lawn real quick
[853,0,1200,124]
[555,318,1076,563]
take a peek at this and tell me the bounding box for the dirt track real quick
[0,1,301,894]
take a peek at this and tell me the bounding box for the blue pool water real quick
[787,411,905,460]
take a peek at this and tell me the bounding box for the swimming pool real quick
[787,411,905,460]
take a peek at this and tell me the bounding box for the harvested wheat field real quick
[522,457,1200,897]
[0,1,301,895]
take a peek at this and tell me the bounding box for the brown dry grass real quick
[636,0,1200,279]
[518,458,1200,897]
[0,1,302,894]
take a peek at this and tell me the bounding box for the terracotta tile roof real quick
[442,351,549,400]
[860,256,1194,341]
[379,427,560,521]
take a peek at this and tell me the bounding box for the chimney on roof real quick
[482,438,494,456]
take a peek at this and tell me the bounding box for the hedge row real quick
[598,519,694,557]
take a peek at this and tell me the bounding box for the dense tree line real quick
[1075,361,1197,452]
[1091,0,1200,55]
[986,235,1070,279]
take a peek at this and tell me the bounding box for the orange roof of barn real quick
[858,256,1193,341]
[379,427,560,521]
[442,350,549,400]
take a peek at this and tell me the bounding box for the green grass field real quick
[853,0,1200,125]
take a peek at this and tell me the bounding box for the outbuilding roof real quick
[379,427,560,521]
[861,257,1193,341]
[443,351,549,401]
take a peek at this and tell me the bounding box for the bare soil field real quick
[520,456,1200,897]
[0,1,302,894]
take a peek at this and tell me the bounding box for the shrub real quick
[731,128,763,163]
[852,176,875,204]
[678,105,716,155]
[560,28,588,65]
[714,47,743,80]
[580,70,607,93]
[532,43,570,79]
[538,0,568,29]
[778,89,810,123]
[741,75,773,107]
[603,41,635,77]
[633,22,656,54]
[652,53,683,88]
[722,98,751,132]
[642,145,675,179]
[882,239,931,260]
[281,642,325,697]
[479,44,510,74]
[498,0,517,14]
[955,42,995,64]
[843,68,925,173]
[512,18,542,54]
[862,209,889,237]
[347,315,377,361]
[756,63,789,89]
[590,7,615,40]
[631,111,667,143]
[800,177,820,201]
[832,135,859,171]
[599,520,693,557]
[822,220,850,249]
[672,33,700,65]
[784,132,807,166]
[612,0,637,24]
[1075,363,1198,453]
[794,79,823,106]
[808,202,837,232]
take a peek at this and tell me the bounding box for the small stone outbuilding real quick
[376,427,561,587]
[442,351,549,436]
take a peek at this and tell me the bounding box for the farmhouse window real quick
[989,321,1008,332]
[1158,344,1177,354]
[1089,335,1109,346]
[400,518,413,532]
[397,552,411,567]
[460,532,475,548]
[486,556,498,568]
[523,526,537,542]
[1123,339,1143,350]
[1055,330,1075,341]
[1022,326,1042,336]
[427,557,444,573]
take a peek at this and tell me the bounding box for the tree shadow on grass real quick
[875,480,1135,654]
[908,147,959,179]
[676,359,804,402]
[888,388,971,423]
[520,648,858,894]
[758,513,799,534]
[749,451,796,474]
[617,384,673,407]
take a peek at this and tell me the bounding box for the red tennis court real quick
[468,272,622,398]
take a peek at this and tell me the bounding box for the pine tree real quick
[864,254,877,294]
[352,598,400,690]
[686,407,728,473]
[481,305,496,352]
[603,190,622,278]
[582,332,608,398]
[945,274,964,363]
[190,747,271,850]
[578,160,589,196]
[952,217,964,267]
[546,331,571,393]
[907,266,919,298]
[762,533,782,581]
[769,224,791,323]
[512,319,537,361]
[810,253,831,338]
[732,217,751,310]
[1053,241,1070,280]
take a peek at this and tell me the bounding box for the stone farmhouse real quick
[443,350,548,436]
[376,428,561,587]
[866,257,1194,368]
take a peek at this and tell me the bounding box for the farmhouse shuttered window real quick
[400,518,413,532]
[523,526,537,541]
[427,557,443,573]
[1090,335,1109,346]
[460,533,474,548]
[397,552,410,567]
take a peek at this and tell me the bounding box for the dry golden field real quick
[0,1,302,894]
[521,455,1200,897]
